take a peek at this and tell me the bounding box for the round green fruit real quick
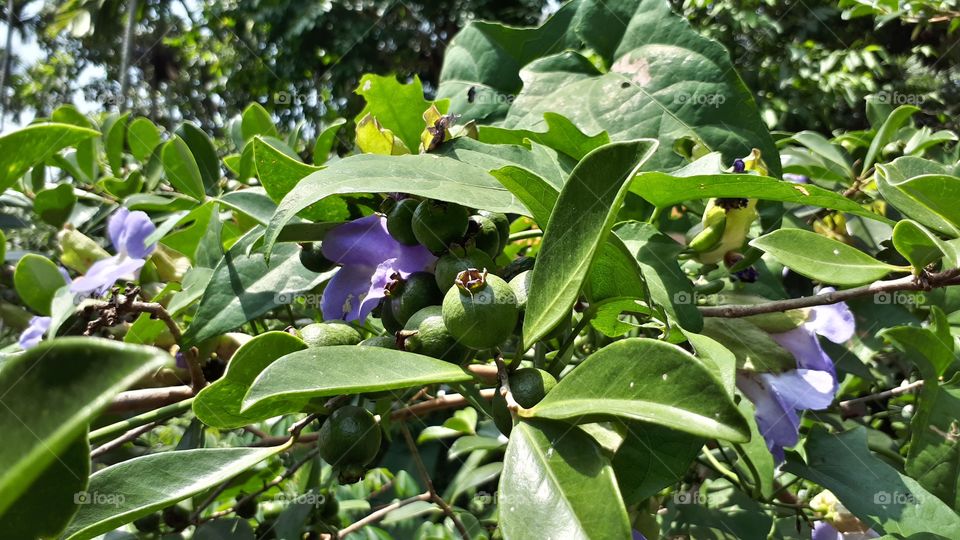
[359,335,396,348]
[299,243,336,273]
[133,512,161,533]
[378,299,403,334]
[386,198,420,245]
[434,248,496,291]
[411,200,470,254]
[235,494,258,519]
[299,322,362,347]
[492,368,557,435]
[466,214,501,257]
[442,269,519,350]
[318,406,381,470]
[162,505,191,532]
[478,210,510,252]
[386,271,443,327]
[403,306,472,363]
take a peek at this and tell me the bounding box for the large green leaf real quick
[0,338,168,515]
[63,446,283,540]
[312,118,346,165]
[162,135,206,201]
[0,123,100,191]
[612,422,702,505]
[877,174,960,238]
[879,325,957,380]
[127,117,161,162]
[523,140,657,346]
[103,112,129,176]
[14,253,68,315]
[194,332,308,429]
[176,122,221,192]
[355,74,442,153]
[241,103,279,141]
[182,236,331,346]
[262,151,531,261]
[489,165,557,227]
[785,427,960,537]
[863,105,920,172]
[0,434,89,539]
[614,221,702,331]
[34,183,77,227]
[750,228,900,286]
[526,338,750,442]
[499,419,631,540]
[253,136,320,202]
[699,318,796,373]
[907,374,960,510]
[479,112,610,161]
[241,346,473,412]
[893,220,960,270]
[631,172,890,223]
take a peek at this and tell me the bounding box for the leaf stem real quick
[338,492,433,537]
[399,422,471,539]
[90,397,195,444]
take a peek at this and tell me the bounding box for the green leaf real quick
[253,136,320,201]
[612,422,702,505]
[893,220,960,270]
[788,131,853,177]
[355,74,441,153]
[784,427,960,537]
[587,297,650,337]
[879,326,956,380]
[162,135,206,201]
[863,104,920,172]
[683,330,737,396]
[0,338,168,515]
[63,446,283,540]
[127,117,161,162]
[526,338,750,442]
[614,221,703,332]
[500,419,630,539]
[182,237,330,346]
[103,112,129,176]
[488,165,557,227]
[176,122,221,191]
[0,434,89,539]
[523,140,657,346]
[241,346,473,412]
[312,118,346,165]
[750,228,900,286]
[194,518,255,540]
[263,151,531,261]
[876,171,960,238]
[14,253,67,315]
[700,318,798,373]
[631,172,891,223]
[241,103,279,141]
[479,113,610,161]
[194,332,308,429]
[906,374,960,510]
[33,183,77,227]
[0,123,100,192]
[734,400,775,499]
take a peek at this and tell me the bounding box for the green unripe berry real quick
[318,406,381,473]
[403,306,472,363]
[133,512,161,533]
[162,505,191,532]
[478,210,510,253]
[434,248,496,291]
[299,243,336,273]
[378,299,403,334]
[466,214,501,257]
[386,271,443,327]
[386,198,420,245]
[299,321,362,347]
[320,491,339,520]
[492,368,557,435]
[359,335,396,348]
[411,200,470,254]
[442,269,519,350]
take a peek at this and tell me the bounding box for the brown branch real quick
[338,492,433,537]
[90,422,158,458]
[698,269,960,318]
[839,380,925,416]
[399,422,470,539]
[106,385,194,413]
[495,356,519,412]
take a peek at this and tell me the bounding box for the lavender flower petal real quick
[771,326,835,374]
[321,215,402,267]
[69,255,146,296]
[18,316,51,350]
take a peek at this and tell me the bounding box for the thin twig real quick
[106,385,194,413]
[399,423,470,539]
[839,380,925,413]
[698,269,960,318]
[338,492,433,537]
[495,356,519,411]
[289,413,321,440]
[92,397,194,443]
[90,422,158,458]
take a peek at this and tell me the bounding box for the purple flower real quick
[738,294,855,462]
[320,214,435,322]
[70,208,157,297]
[18,316,51,350]
[812,522,878,540]
[784,173,810,184]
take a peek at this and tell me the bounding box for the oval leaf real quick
[525,338,750,442]
[241,346,473,412]
[0,123,100,191]
[162,135,206,201]
[14,253,68,315]
[0,338,169,515]
[523,140,657,346]
[750,228,900,286]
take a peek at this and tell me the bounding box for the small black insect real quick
[467,86,477,103]
[426,114,460,151]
